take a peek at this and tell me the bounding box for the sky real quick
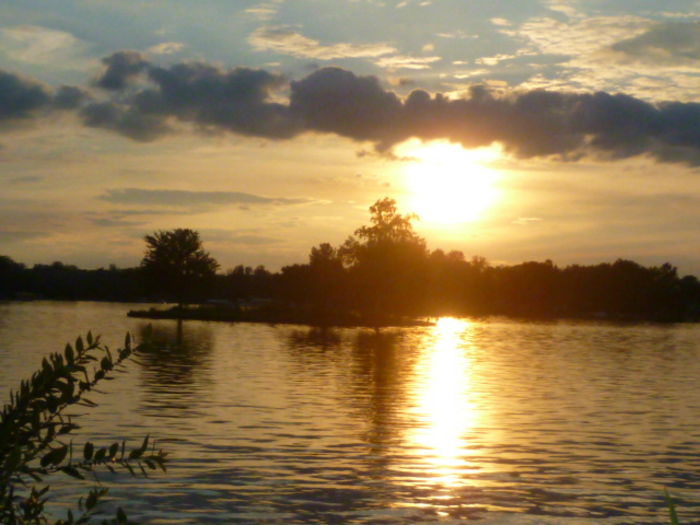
[3,0,700,274]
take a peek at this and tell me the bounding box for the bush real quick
[0,331,167,524]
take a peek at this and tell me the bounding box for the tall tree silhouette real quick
[141,229,219,308]
[340,198,428,319]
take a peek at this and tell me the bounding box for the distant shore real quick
[126,304,434,328]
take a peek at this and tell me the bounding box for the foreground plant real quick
[665,489,681,525]
[0,331,167,524]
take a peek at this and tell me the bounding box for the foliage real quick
[0,332,167,524]
[141,229,219,307]
[665,489,681,525]
[339,198,429,318]
[4,195,700,322]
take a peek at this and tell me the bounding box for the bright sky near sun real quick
[3,0,700,274]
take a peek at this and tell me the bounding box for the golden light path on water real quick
[407,317,479,491]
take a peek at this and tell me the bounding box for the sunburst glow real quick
[400,140,502,225]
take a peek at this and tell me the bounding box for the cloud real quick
[245,1,284,21]
[604,22,700,67]
[249,25,396,60]
[543,0,582,18]
[95,50,149,90]
[527,20,700,101]
[0,70,90,128]
[82,54,299,140]
[52,85,90,109]
[375,54,442,70]
[290,67,403,145]
[8,176,43,184]
[98,188,307,207]
[80,101,169,141]
[200,229,282,245]
[290,68,700,164]
[437,30,477,39]
[90,217,146,227]
[248,26,440,72]
[513,217,544,226]
[498,15,700,100]
[501,15,652,59]
[0,71,51,122]
[0,25,91,70]
[146,42,185,55]
[475,54,518,66]
[0,230,48,242]
[8,51,700,166]
[490,18,511,27]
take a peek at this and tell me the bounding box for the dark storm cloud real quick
[6,49,700,166]
[138,61,300,138]
[52,85,90,109]
[0,71,51,121]
[289,67,402,145]
[97,58,693,164]
[98,188,307,207]
[0,71,88,125]
[83,54,300,141]
[80,101,170,141]
[290,72,700,164]
[95,50,149,90]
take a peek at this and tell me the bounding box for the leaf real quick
[5,446,22,471]
[61,466,85,480]
[65,345,74,365]
[83,442,94,461]
[58,424,74,434]
[140,435,150,453]
[94,448,106,463]
[85,489,98,510]
[41,446,68,467]
[665,488,681,525]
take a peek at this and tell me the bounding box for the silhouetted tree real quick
[340,198,429,319]
[5,210,700,323]
[307,243,347,315]
[140,229,219,308]
[0,256,25,299]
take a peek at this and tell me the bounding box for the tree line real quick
[3,198,700,322]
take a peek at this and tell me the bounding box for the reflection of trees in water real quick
[281,326,416,454]
[286,327,342,352]
[136,321,214,414]
[350,331,414,457]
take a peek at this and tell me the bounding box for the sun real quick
[400,140,502,225]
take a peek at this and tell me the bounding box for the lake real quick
[2,301,700,524]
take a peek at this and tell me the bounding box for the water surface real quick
[2,301,700,523]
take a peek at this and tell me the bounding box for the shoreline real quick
[126,305,434,328]
[126,304,697,327]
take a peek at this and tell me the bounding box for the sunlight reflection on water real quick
[4,302,700,523]
[408,317,478,489]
